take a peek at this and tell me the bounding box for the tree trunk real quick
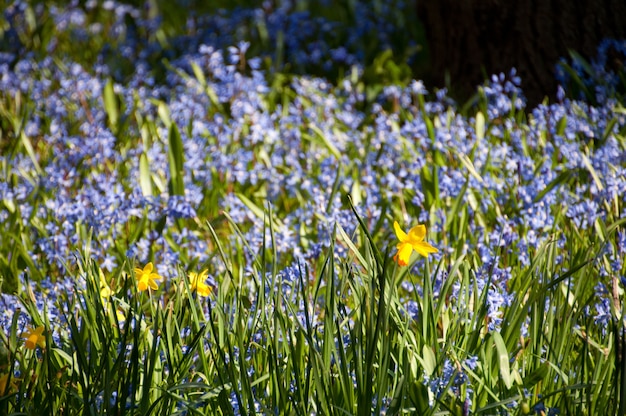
[417,0,626,106]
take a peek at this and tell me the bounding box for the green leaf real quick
[19,132,43,175]
[582,151,603,191]
[444,179,468,233]
[560,57,593,101]
[157,101,172,128]
[420,164,440,208]
[167,122,185,196]
[555,116,567,136]
[103,78,119,132]
[533,171,572,203]
[307,123,341,160]
[475,111,485,140]
[139,152,153,197]
[424,115,436,143]
[606,217,626,235]
[523,363,550,388]
[336,223,367,267]
[420,345,436,376]
[492,332,513,389]
[190,61,206,87]
[408,380,431,414]
[544,257,593,290]
[602,117,618,142]
[568,50,594,76]
[235,193,284,229]
[457,152,484,184]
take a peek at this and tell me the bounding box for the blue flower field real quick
[1,1,625,414]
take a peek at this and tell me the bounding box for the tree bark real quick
[417,0,626,106]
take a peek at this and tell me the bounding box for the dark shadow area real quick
[416,0,626,106]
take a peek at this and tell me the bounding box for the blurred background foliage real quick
[3,0,626,107]
[0,0,422,93]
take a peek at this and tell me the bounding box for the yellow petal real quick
[0,373,9,394]
[116,309,126,322]
[0,373,6,392]
[412,241,438,257]
[196,282,213,297]
[137,278,148,292]
[100,284,112,298]
[25,335,37,350]
[393,242,414,266]
[393,221,407,242]
[406,224,426,242]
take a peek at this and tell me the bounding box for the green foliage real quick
[1,1,625,414]
[1,197,624,414]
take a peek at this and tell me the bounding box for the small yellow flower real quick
[23,325,46,350]
[188,269,213,297]
[134,262,163,292]
[0,372,16,395]
[115,308,127,322]
[99,267,113,300]
[393,221,438,266]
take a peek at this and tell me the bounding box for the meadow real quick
[1,0,626,414]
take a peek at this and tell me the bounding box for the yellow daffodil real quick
[23,325,46,350]
[188,269,213,297]
[0,372,16,395]
[115,308,127,322]
[134,262,163,292]
[99,267,113,300]
[393,221,438,266]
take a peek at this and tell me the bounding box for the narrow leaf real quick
[139,152,153,197]
[475,111,485,140]
[103,78,119,131]
[167,122,185,196]
[492,332,513,389]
